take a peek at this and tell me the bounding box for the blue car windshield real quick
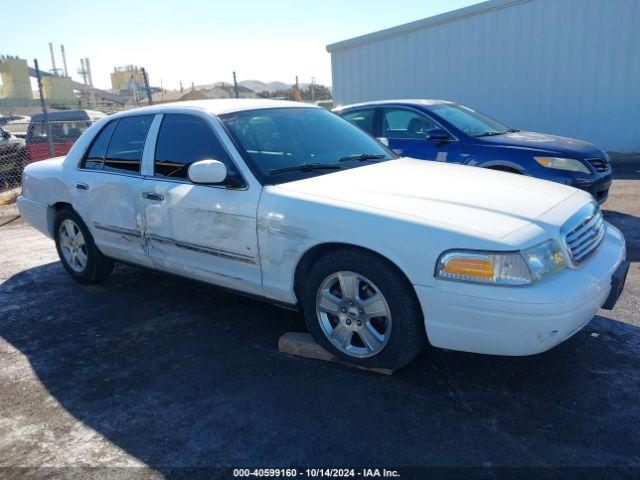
[220,107,395,184]
[431,103,509,137]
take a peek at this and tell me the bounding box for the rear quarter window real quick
[82,121,117,170]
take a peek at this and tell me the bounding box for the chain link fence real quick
[0,118,98,196]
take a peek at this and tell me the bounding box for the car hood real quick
[275,158,578,239]
[477,131,604,158]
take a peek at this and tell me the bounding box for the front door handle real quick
[142,192,164,201]
[74,183,89,190]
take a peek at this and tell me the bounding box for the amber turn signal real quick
[443,257,494,279]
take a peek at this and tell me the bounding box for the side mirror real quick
[425,128,451,141]
[188,159,228,184]
[1,130,10,139]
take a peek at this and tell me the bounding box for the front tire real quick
[302,249,425,370]
[54,207,114,284]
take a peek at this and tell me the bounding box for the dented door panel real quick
[141,179,263,294]
[73,171,152,267]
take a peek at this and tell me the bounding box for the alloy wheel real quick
[58,219,88,273]
[315,271,392,358]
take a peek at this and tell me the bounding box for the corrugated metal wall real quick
[330,0,640,152]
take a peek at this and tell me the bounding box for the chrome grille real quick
[562,203,605,264]
[587,158,610,173]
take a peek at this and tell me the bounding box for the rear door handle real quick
[142,192,164,201]
[75,183,89,190]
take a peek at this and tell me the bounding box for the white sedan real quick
[17,99,628,369]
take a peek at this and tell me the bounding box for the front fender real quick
[257,187,508,304]
[463,145,539,174]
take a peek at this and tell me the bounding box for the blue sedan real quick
[334,100,612,204]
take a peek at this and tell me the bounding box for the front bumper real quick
[414,224,626,356]
[571,173,612,204]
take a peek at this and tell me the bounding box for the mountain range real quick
[194,80,312,93]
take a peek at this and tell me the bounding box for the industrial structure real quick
[0,45,128,111]
[0,56,32,101]
[111,65,147,98]
[40,75,75,106]
[37,42,76,106]
[327,0,640,153]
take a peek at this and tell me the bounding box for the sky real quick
[1,0,482,91]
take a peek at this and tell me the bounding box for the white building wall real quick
[329,0,640,152]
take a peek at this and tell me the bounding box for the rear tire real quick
[54,207,114,284]
[302,248,425,370]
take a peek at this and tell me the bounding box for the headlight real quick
[534,156,591,174]
[521,239,568,281]
[435,240,568,285]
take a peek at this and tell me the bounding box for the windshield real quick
[220,107,395,184]
[430,103,509,137]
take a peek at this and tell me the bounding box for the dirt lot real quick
[1,169,639,479]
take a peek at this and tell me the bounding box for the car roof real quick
[30,109,106,122]
[333,99,453,112]
[110,99,318,119]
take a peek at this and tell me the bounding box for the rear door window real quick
[103,115,153,174]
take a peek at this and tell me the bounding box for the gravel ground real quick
[0,170,639,480]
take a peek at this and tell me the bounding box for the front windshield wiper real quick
[269,162,342,175]
[506,128,520,133]
[338,153,387,163]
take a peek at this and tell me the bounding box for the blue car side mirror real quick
[425,128,451,141]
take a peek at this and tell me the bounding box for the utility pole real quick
[232,71,239,98]
[141,67,153,105]
[34,59,54,158]
[179,81,183,94]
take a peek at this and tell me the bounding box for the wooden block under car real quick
[278,332,394,375]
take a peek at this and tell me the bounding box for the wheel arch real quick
[481,161,527,175]
[47,201,73,237]
[292,242,420,311]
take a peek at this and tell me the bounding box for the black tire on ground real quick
[54,207,115,284]
[302,248,426,370]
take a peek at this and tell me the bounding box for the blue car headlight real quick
[534,156,591,174]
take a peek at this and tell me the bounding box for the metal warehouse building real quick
[327,0,640,153]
